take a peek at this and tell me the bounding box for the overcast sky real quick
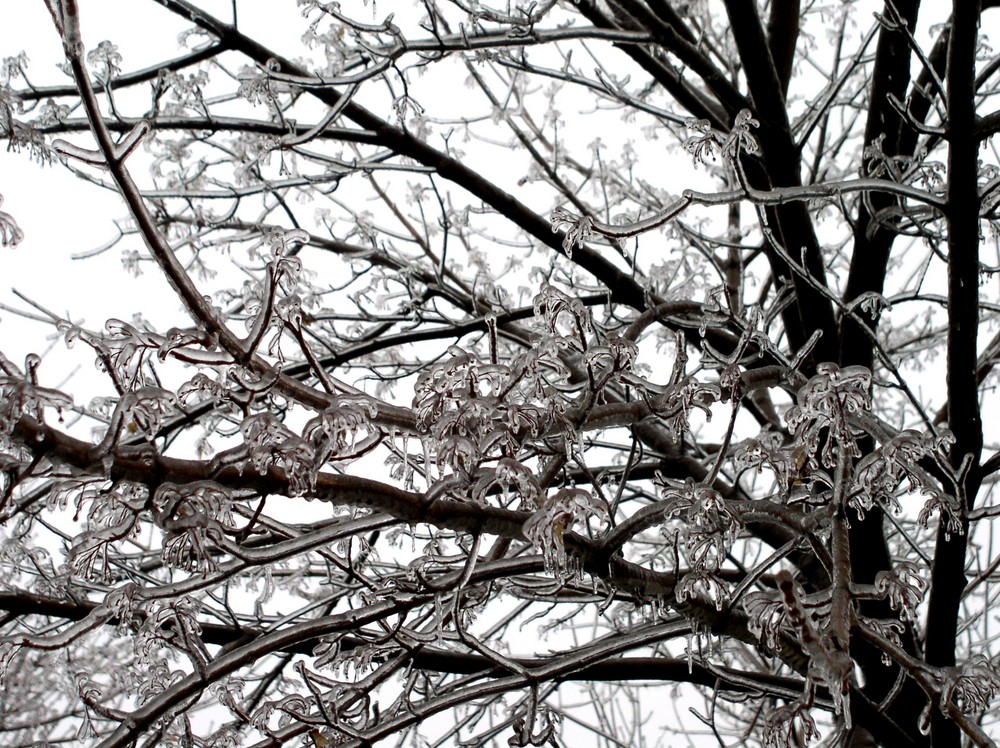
[3,0,997,391]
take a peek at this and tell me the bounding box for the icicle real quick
[401,432,412,490]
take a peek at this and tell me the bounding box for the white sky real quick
[0,2,317,356]
[2,0,997,432]
[1,0,992,437]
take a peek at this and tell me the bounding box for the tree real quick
[1,0,1000,745]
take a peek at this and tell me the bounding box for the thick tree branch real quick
[925,2,985,744]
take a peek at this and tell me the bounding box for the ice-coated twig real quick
[550,196,691,251]
[0,193,24,248]
[52,120,149,170]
